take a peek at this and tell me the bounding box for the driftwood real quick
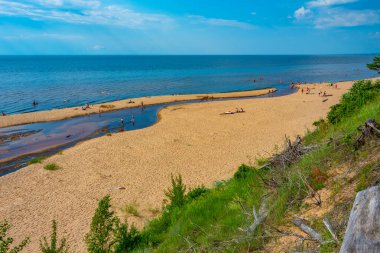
[323,217,339,243]
[354,119,380,149]
[237,199,269,234]
[292,219,323,243]
[259,135,317,171]
[340,186,380,253]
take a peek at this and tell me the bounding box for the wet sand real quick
[0,88,274,128]
[0,79,374,252]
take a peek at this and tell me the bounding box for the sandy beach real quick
[0,88,274,128]
[0,79,373,252]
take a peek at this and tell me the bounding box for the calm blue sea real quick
[0,55,376,114]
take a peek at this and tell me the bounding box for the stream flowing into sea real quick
[0,55,377,175]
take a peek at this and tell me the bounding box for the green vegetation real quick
[0,220,29,253]
[85,195,141,253]
[327,79,380,124]
[28,156,47,165]
[40,220,69,253]
[122,203,141,218]
[355,162,380,192]
[44,163,60,171]
[367,55,380,73]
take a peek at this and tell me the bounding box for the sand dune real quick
[0,79,370,252]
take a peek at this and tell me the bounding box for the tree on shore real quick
[85,195,141,253]
[367,55,380,73]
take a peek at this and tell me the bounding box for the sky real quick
[0,0,379,55]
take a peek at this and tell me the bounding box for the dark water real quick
[0,55,376,115]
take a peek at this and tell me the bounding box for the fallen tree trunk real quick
[292,219,323,243]
[340,186,380,253]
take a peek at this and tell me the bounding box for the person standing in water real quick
[141,101,144,111]
[131,114,135,126]
[120,117,124,130]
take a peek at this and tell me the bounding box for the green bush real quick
[186,186,209,202]
[327,80,379,124]
[44,163,60,171]
[233,164,253,180]
[40,220,69,253]
[0,220,29,253]
[28,156,47,165]
[164,174,186,208]
[85,195,141,253]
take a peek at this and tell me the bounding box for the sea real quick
[0,55,377,115]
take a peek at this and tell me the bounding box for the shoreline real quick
[0,77,378,252]
[0,88,275,128]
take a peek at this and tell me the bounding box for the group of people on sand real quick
[120,114,136,129]
[224,107,245,115]
[300,87,312,94]
[81,103,91,110]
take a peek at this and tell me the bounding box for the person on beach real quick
[141,101,144,111]
[120,118,124,128]
[301,88,304,94]
[1,111,5,116]
[131,115,135,126]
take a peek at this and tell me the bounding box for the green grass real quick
[28,156,47,165]
[123,203,142,218]
[44,163,60,171]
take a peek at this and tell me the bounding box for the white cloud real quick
[308,0,358,8]
[3,33,83,40]
[370,32,380,39]
[294,6,311,20]
[35,0,100,8]
[0,0,172,29]
[187,15,255,29]
[314,9,380,28]
[92,45,105,50]
[293,0,379,28]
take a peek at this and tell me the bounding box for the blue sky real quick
[0,0,379,54]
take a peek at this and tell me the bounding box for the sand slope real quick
[0,80,366,252]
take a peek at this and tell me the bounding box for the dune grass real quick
[28,156,47,165]
[44,163,60,171]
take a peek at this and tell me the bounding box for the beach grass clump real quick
[123,203,141,218]
[28,156,47,165]
[0,220,30,253]
[100,104,115,109]
[39,220,69,253]
[44,163,60,171]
